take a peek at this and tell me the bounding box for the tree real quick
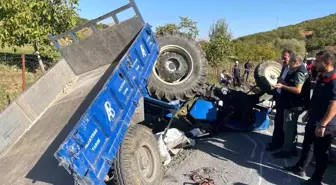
[156,17,199,39]
[209,19,232,40]
[205,19,232,68]
[0,0,79,72]
[156,24,180,35]
[199,40,210,54]
[233,41,252,61]
[236,14,336,52]
[232,41,277,62]
[254,43,277,61]
[273,38,306,57]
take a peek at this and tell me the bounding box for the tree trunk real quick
[33,41,46,73]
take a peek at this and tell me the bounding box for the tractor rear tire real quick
[254,61,282,94]
[111,124,163,185]
[147,31,208,101]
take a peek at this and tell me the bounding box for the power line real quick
[276,16,279,28]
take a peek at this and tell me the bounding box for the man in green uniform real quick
[273,55,310,158]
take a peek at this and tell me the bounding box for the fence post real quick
[21,53,26,91]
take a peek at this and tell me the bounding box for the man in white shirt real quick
[220,69,232,86]
[267,49,295,151]
[277,64,290,94]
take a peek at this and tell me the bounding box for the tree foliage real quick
[209,19,232,40]
[232,41,277,62]
[232,41,252,61]
[199,40,210,53]
[156,17,199,39]
[237,13,336,52]
[273,38,306,57]
[74,16,108,40]
[204,19,232,67]
[255,43,278,61]
[0,0,79,58]
[206,35,232,67]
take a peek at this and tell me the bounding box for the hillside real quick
[237,13,336,52]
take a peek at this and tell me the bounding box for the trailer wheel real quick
[254,61,282,94]
[111,124,163,185]
[147,31,208,101]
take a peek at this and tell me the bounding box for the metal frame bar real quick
[144,96,181,141]
[144,96,179,111]
[49,0,144,49]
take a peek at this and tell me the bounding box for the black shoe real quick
[272,151,292,158]
[301,179,322,185]
[290,150,298,157]
[266,143,281,151]
[283,165,305,177]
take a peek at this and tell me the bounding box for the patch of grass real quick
[207,71,220,85]
[0,63,42,111]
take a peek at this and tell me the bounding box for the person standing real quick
[243,60,252,82]
[272,55,310,158]
[284,50,336,185]
[267,50,295,151]
[232,61,241,87]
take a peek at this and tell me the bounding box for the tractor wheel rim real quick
[136,143,156,182]
[264,65,281,87]
[153,45,193,85]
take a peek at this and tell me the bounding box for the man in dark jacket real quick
[243,60,252,82]
[267,49,294,151]
[232,61,241,87]
[284,50,336,185]
[272,55,310,158]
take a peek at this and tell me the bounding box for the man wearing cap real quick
[284,50,336,185]
[272,55,310,158]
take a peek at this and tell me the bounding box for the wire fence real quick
[0,52,56,72]
[0,53,50,111]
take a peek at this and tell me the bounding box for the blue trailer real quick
[47,1,190,184]
[52,25,163,184]
[47,1,274,185]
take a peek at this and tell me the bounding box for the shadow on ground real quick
[192,130,336,185]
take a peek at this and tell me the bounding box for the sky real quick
[78,0,336,40]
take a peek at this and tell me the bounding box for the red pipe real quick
[21,53,26,91]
